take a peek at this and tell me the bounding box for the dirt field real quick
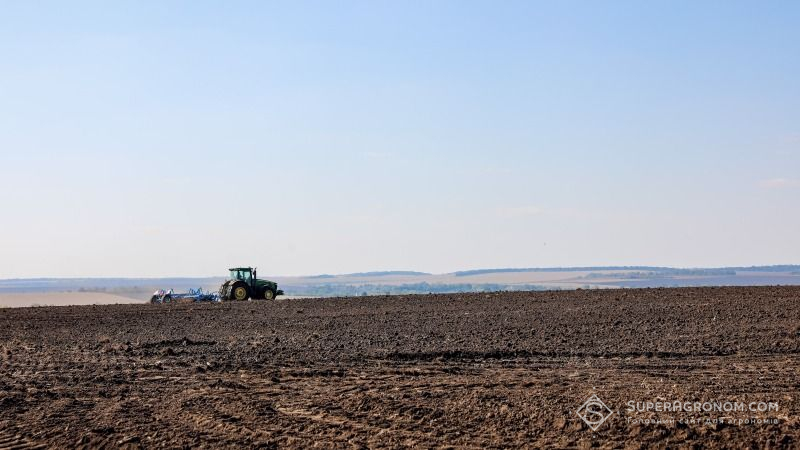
[0,292,144,308]
[0,287,797,449]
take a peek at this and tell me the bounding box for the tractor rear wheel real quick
[263,289,275,300]
[232,282,249,301]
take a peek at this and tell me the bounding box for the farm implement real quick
[150,288,219,304]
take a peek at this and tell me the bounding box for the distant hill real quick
[0,277,224,295]
[2,265,799,298]
[452,265,800,277]
[341,271,431,277]
[308,271,429,279]
[453,267,665,276]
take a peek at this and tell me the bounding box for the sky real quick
[1,1,798,278]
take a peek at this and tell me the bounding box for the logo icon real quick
[576,394,614,431]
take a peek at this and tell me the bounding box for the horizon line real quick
[1,264,799,281]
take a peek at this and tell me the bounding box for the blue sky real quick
[1,1,798,277]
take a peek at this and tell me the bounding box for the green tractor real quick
[219,267,284,301]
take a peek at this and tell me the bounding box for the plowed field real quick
[1,286,798,448]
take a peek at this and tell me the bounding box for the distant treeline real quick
[453,265,800,277]
[0,278,225,294]
[284,282,550,297]
[583,269,737,279]
[3,265,799,294]
[308,271,430,279]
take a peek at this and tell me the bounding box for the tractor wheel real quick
[232,282,249,301]
[263,289,275,300]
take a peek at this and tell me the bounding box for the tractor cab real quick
[230,267,254,283]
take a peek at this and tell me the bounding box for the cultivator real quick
[150,288,219,304]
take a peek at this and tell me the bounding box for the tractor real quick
[219,267,284,301]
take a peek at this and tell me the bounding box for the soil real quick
[0,292,143,308]
[0,286,798,449]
